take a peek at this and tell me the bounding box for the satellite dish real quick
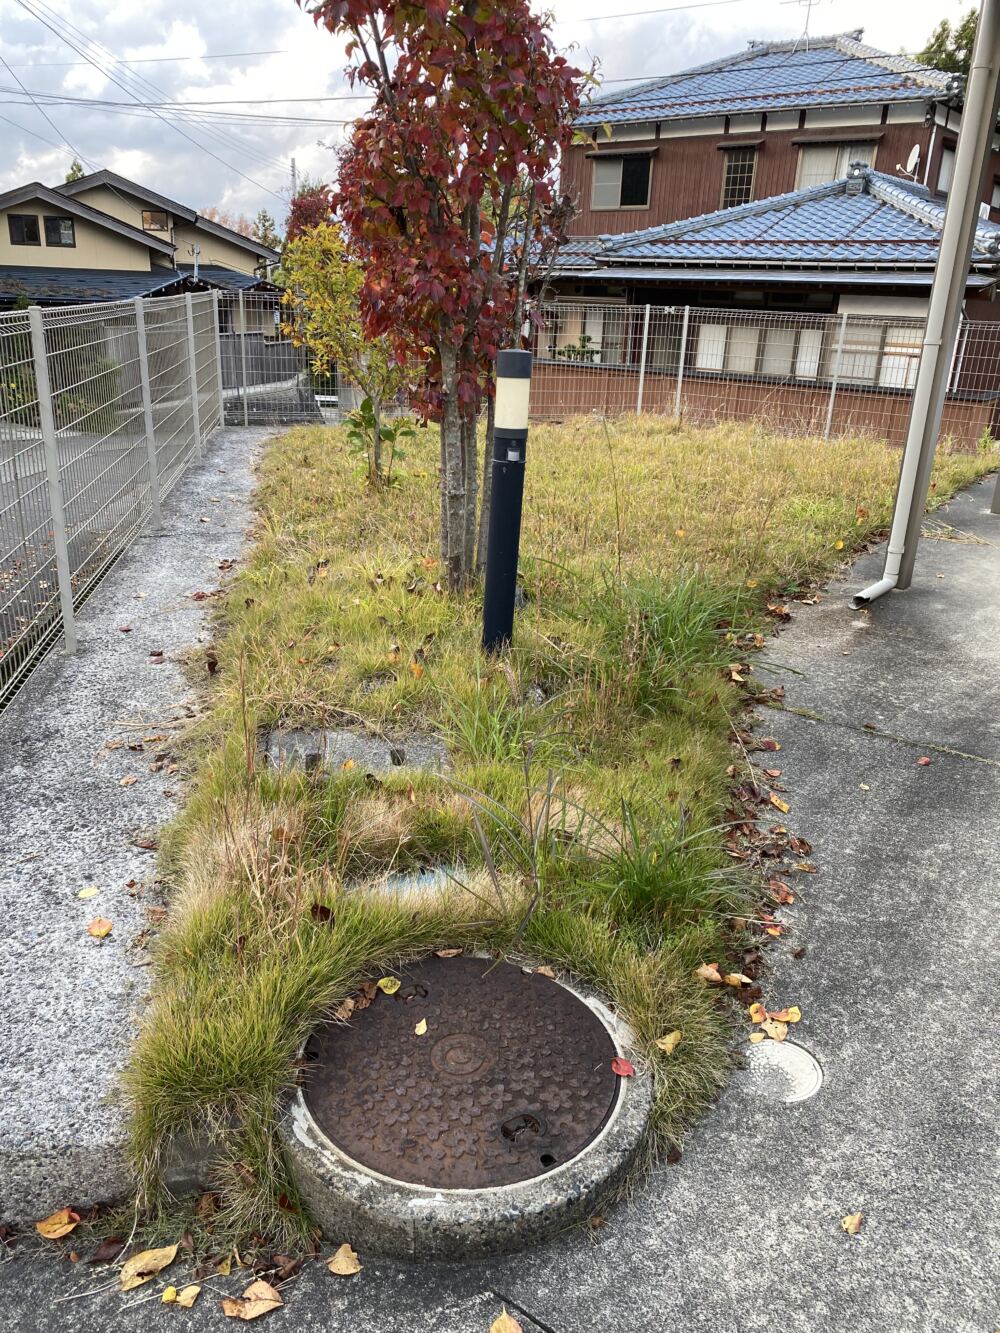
[905,144,920,175]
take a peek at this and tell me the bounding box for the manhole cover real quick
[742,1040,823,1103]
[302,955,620,1189]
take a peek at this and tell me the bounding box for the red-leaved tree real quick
[285,185,334,242]
[299,0,583,591]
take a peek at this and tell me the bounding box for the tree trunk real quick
[460,401,478,578]
[476,392,495,572]
[438,342,467,592]
[372,396,383,488]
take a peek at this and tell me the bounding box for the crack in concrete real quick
[777,706,1000,767]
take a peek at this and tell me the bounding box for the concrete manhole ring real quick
[279,955,652,1258]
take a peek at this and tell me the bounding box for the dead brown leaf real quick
[35,1208,80,1240]
[221,1279,283,1320]
[326,1243,362,1276]
[119,1243,178,1292]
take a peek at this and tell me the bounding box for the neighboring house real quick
[565,31,986,237]
[533,167,1000,445]
[0,170,280,310]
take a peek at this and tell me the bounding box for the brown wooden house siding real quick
[564,115,1000,237]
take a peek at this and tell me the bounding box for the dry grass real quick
[126,415,995,1245]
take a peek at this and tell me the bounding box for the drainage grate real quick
[302,955,620,1189]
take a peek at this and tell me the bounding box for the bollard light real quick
[482,349,532,655]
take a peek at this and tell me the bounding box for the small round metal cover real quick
[302,955,620,1190]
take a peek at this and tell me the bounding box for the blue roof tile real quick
[579,32,951,125]
[0,267,190,305]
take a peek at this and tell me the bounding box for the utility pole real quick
[290,157,298,196]
[853,0,1000,606]
[188,243,201,282]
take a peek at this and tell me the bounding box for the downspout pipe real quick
[852,0,1000,609]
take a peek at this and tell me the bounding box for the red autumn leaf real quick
[916,756,932,766]
[610,1057,634,1077]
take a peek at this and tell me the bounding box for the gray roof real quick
[0,182,175,256]
[0,266,193,305]
[557,169,1000,273]
[579,31,954,126]
[56,169,281,261]
[174,265,281,292]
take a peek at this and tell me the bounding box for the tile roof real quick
[579,32,954,126]
[0,266,192,305]
[174,265,281,291]
[557,169,1000,273]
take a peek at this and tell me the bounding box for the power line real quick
[14,0,290,194]
[5,48,288,68]
[0,47,95,171]
[557,0,744,21]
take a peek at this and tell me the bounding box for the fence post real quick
[238,290,250,428]
[184,293,203,456]
[132,297,162,530]
[635,303,651,415]
[28,305,77,655]
[824,310,849,440]
[674,305,690,421]
[211,290,225,432]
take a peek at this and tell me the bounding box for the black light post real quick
[482,349,532,655]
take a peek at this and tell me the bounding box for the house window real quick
[796,142,875,190]
[991,179,1000,211]
[721,147,757,208]
[590,155,651,210]
[938,145,956,195]
[44,216,76,247]
[878,325,923,389]
[8,214,41,246]
[142,210,169,232]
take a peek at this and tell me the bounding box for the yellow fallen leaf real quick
[769,1006,801,1024]
[87,918,113,939]
[694,962,723,984]
[221,1279,283,1320]
[761,1019,789,1042]
[724,972,752,987]
[748,1031,766,1044]
[35,1207,80,1239]
[655,1030,682,1055]
[216,1254,232,1276]
[435,948,462,958]
[841,1211,864,1235]
[341,758,356,771]
[490,1310,524,1333]
[414,1018,428,1036]
[534,965,556,978]
[769,793,790,814]
[77,886,99,900]
[674,528,686,539]
[834,540,845,551]
[745,579,758,588]
[748,1002,767,1025]
[376,976,401,995]
[409,661,425,679]
[162,1287,178,1304]
[326,1243,362,1276]
[120,775,137,788]
[176,1285,201,1308]
[120,1243,178,1293]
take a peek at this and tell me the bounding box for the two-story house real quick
[0,170,280,311]
[563,31,1000,235]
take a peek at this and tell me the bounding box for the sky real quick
[0,0,976,226]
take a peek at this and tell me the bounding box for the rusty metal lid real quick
[302,955,620,1189]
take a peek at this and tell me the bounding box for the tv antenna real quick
[781,0,828,52]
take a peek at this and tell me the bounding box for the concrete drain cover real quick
[742,1039,823,1103]
[302,955,619,1189]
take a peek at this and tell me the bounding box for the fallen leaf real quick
[769,793,790,814]
[610,1056,634,1077]
[655,1030,682,1054]
[490,1310,524,1333]
[162,1286,178,1304]
[694,962,723,984]
[769,1006,801,1024]
[77,886,99,900]
[310,903,335,924]
[120,775,138,788]
[757,738,781,752]
[333,998,355,1021]
[834,539,845,551]
[406,781,416,803]
[215,1254,232,1276]
[761,1019,789,1042]
[434,948,462,958]
[768,878,795,905]
[326,1243,362,1277]
[377,976,401,994]
[35,1208,80,1240]
[414,1018,428,1036]
[748,1031,766,1044]
[916,756,932,766]
[341,758,356,772]
[120,1243,178,1293]
[176,1285,201,1308]
[86,918,113,939]
[221,1278,283,1320]
[763,767,782,779]
[841,1211,864,1235]
[89,1236,125,1264]
[409,661,425,679]
[534,965,556,978]
[748,1002,767,1025]
[724,972,752,987]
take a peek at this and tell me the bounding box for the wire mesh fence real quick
[0,291,220,707]
[218,290,324,426]
[528,301,1000,448]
